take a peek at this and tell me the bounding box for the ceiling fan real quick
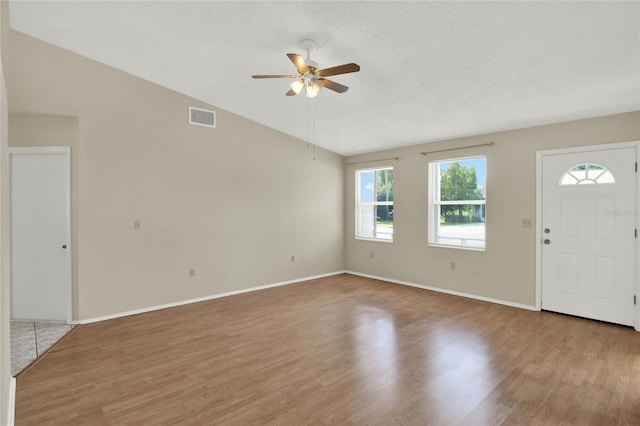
[252,40,360,98]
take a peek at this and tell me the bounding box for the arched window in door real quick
[560,163,616,186]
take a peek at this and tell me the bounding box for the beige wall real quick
[1,1,10,423]
[345,111,640,306]
[8,31,344,321]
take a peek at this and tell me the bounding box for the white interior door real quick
[541,147,636,326]
[10,147,71,323]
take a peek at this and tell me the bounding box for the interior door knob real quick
[544,228,551,233]
[543,239,551,244]
[62,245,67,249]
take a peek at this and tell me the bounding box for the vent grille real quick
[189,107,216,128]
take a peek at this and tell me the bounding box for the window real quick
[356,167,393,241]
[560,163,615,185]
[429,157,486,250]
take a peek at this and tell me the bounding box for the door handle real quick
[62,245,67,249]
[543,239,551,245]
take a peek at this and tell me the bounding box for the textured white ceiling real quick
[8,1,640,156]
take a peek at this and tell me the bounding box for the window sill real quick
[355,237,394,244]
[428,242,485,252]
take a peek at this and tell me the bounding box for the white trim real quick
[346,270,537,311]
[8,377,16,426]
[79,271,347,324]
[353,165,394,173]
[8,146,73,324]
[428,243,485,252]
[535,140,640,331]
[7,146,69,155]
[535,148,543,311]
[427,156,488,252]
[354,237,393,244]
[354,167,395,243]
[536,140,640,157]
[437,200,486,206]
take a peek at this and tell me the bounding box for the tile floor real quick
[10,321,74,376]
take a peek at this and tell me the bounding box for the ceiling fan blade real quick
[317,63,360,77]
[320,78,349,94]
[252,74,298,79]
[285,88,297,96]
[287,53,309,74]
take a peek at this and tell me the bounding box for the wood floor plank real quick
[15,273,640,425]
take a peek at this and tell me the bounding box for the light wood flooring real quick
[15,274,640,425]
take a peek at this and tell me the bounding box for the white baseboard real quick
[346,270,538,312]
[8,377,16,426]
[78,270,534,325]
[79,271,347,324]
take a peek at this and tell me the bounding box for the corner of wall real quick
[1,1,14,423]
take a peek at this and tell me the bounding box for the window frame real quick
[428,155,486,251]
[355,166,394,243]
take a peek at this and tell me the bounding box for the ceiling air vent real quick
[189,107,216,128]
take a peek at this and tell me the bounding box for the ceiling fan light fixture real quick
[290,79,304,95]
[305,79,322,98]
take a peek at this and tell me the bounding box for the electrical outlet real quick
[189,268,196,277]
[450,262,456,271]
[134,219,141,230]
[521,218,532,228]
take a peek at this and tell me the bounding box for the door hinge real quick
[635,162,637,172]
[635,295,637,305]
[635,229,638,238]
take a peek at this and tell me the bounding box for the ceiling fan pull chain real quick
[307,98,311,148]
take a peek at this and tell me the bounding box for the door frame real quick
[9,146,72,323]
[536,140,640,331]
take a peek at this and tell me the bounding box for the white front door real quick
[10,147,71,322]
[541,147,636,326]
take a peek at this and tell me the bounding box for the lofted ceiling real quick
[8,1,640,156]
